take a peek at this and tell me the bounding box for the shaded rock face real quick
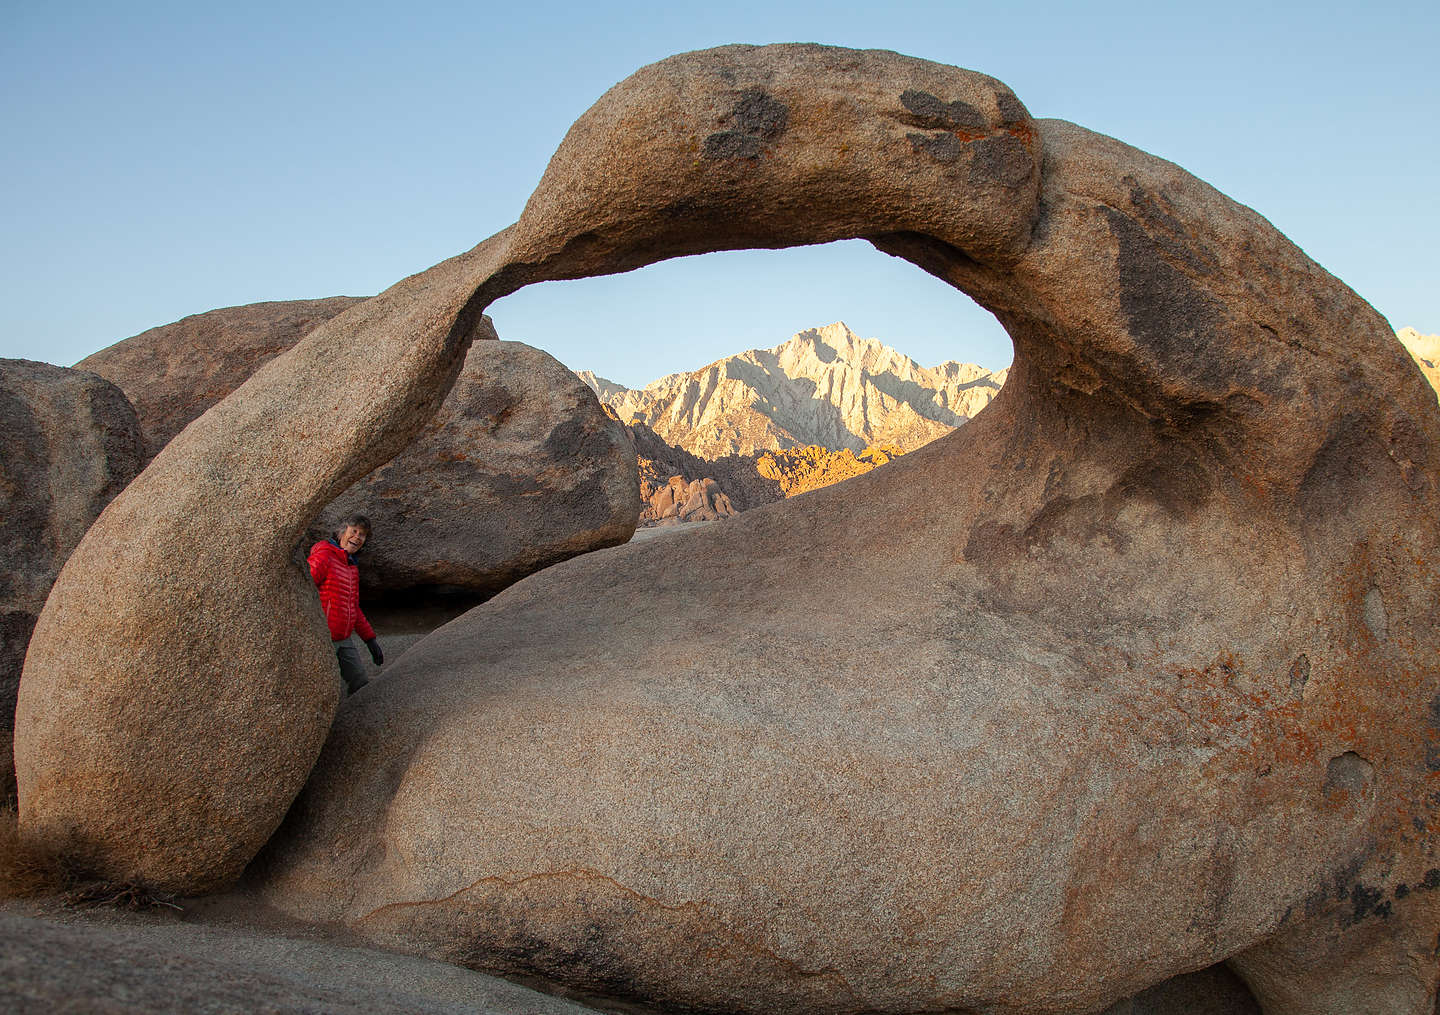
[0,908,608,1015]
[582,321,1006,457]
[77,298,366,461]
[309,338,639,597]
[0,360,144,799]
[81,301,638,598]
[14,294,634,893]
[16,43,1440,1015]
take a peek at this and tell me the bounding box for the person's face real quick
[338,525,367,554]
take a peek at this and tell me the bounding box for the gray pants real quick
[334,638,368,695]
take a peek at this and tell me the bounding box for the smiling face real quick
[337,525,367,555]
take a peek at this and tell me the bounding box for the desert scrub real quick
[0,807,179,910]
[0,805,69,898]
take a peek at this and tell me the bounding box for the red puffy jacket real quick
[308,539,376,642]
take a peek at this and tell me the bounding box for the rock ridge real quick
[580,321,1006,458]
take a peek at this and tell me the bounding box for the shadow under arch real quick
[17,40,1440,1015]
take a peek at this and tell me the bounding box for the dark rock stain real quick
[483,473,547,500]
[1387,410,1433,492]
[968,135,1033,187]
[1102,207,1231,394]
[1116,456,1212,520]
[1124,176,1218,276]
[995,89,1028,125]
[1344,882,1391,925]
[541,419,587,460]
[1330,852,1370,903]
[731,87,788,140]
[1301,883,1329,919]
[702,88,788,161]
[1297,411,1392,524]
[900,89,987,131]
[963,447,1217,565]
[907,131,963,163]
[703,131,764,160]
[484,924,653,1007]
[962,519,1018,562]
[1020,494,1098,553]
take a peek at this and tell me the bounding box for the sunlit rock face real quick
[17,43,1440,1014]
[584,321,1006,457]
[1398,327,1440,398]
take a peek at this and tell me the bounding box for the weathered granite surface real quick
[308,337,638,598]
[0,360,143,801]
[17,43,1440,1014]
[77,297,366,462]
[81,302,638,597]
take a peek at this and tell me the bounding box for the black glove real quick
[365,638,384,665]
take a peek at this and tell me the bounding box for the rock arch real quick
[16,43,1440,1013]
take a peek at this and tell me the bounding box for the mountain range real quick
[577,322,1007,459]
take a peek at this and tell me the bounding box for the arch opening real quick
[487,238,1014,392]
[485,238,1016,532]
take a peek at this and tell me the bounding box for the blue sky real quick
[2,1,1435,388]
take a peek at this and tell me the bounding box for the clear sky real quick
[2,1,1435,388]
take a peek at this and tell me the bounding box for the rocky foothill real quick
[754,443,905,498]
[8,41,1440,1015]
[624,410,915,525]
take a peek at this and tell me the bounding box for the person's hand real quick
[365,638,384,666]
